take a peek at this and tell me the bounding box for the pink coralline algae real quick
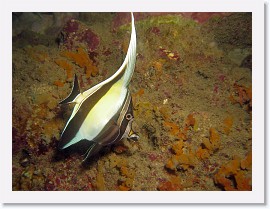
[61,19,100,52]
[80,29,100,52]
[65,19,79,33]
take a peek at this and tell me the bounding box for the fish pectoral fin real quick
[59,74,81,104]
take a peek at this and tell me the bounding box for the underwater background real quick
[12,12,252,191]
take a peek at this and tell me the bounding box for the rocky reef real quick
[12,12,252,191]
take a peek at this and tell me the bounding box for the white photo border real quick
[1,0,265,204]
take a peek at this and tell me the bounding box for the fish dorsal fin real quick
[60,13,135,106]
[85,12,136,90]
[59,74,81,104]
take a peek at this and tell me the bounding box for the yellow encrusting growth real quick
[54,59,74,80]
[223,116,234,135]
[108,153,135,191]
[214,154,252,191]
[95,161,106,191]
[61,47,99,78]
[196,127,221,160]
[165,139,197,171]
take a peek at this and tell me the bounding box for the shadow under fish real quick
[58,13,138,162]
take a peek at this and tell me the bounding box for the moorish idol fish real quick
[58,13,138,162]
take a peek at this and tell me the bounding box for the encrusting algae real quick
[54,47,99,83]
[214,153,252,191]
[53,80,65,87]
[196,127,221,160]
[61,47,99,78]
[164,114,200,172]
[229,83,252,113]
[157,175,182,191]
[223,116,234,135]
[25,46,49,63]
[95,161,106,191]
[54,59,74,81]
[164,113,197,142]
[108,153,135,191]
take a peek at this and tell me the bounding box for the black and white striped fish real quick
[58,13,138,162]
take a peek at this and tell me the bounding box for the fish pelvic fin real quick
[82,142,103,162]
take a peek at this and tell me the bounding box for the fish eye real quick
[126,113,133,120]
